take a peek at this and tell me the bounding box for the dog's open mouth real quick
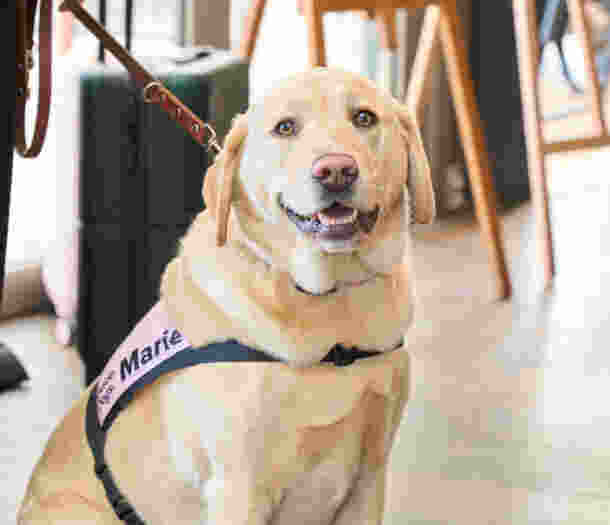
[279,197,380,241]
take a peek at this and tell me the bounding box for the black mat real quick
[0,342,28,392]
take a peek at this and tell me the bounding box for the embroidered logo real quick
[96,370,116,405]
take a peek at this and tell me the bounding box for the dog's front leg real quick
[332,466,387,525]
[202,478,273,525]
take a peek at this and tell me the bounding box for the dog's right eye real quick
[273,119,298,137]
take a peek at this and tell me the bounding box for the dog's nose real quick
[312,154,359,193]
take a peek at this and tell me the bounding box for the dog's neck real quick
[230,202,382,296]
[167,211,414,367]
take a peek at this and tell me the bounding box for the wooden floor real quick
[386,166,610,524]
[4,89,610,525]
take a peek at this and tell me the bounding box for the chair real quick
[513,0,610,289]
[238,0,512,300]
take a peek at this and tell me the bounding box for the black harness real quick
[86,338,401,524]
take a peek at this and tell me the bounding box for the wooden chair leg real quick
[566,0,606,134]
[375,8,399,95]
[405,5,441,118]
[304,0,327,66]
[238,0,268,61]
[375,8,398,51]
[513,0,555,287]
[438,0,512,300]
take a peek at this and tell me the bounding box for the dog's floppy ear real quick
[203,113,248,246]
[396,107,436,224]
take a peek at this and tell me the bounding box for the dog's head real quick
[203,68,434,295]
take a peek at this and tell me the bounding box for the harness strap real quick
[86,337,398,524]
[15,0,53,158]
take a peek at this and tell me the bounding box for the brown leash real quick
[15,0,53,158]
[59,0,221,154]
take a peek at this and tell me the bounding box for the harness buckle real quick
[330,345,355,367]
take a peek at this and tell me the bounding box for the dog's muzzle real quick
[279,198,380,241]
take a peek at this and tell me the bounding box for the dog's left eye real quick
[352,109,378,128]
[273,118,298,137]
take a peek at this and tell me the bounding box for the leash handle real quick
[15,0,53,158]
[125,0,133,53]
[99,0,133,63]
[98,0,106,63]
[59,0,221,154]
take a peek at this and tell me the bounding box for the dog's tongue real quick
[316,202,354,220]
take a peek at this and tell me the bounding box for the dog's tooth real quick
[318,208,358,226]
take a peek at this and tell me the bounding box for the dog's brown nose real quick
[312,154,359,193]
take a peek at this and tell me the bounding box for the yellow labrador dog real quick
[18,68,434,525]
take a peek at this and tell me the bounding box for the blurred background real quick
[5,1,610,523]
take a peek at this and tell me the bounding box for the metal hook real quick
[142,81,164,103]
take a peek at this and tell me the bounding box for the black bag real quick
[78,2,248,384]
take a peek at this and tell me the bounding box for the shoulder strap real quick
[97,0,106,63]
[15,0,53,158]
[87,389,144,524]
[125,0,133,53]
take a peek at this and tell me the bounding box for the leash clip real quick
[203,123,221,154]
[142,81,221,155]
[142,81,163,103]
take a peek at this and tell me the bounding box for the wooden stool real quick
[513,0,609,290]
[238,0,512,301]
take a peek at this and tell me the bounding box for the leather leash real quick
[15,0,53,158]
[59,0,221,154]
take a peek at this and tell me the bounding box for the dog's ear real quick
[203,113,248,246]
[396,107,436,224]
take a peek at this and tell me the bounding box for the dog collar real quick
[86,301,403,524]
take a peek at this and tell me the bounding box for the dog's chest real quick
[157,354,407,522]
[271,447,362,525]
[196,373,372,524]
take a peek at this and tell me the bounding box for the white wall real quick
[230,0,372,102]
